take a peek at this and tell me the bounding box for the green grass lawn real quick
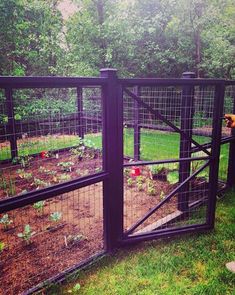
[49,190,235,295]
[0,129,229,181]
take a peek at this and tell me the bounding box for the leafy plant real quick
[17,224,36,245]
[70,146,85,159]
[149,164,166,175]
[146,180,156,196]
[167,171,178,185]
[12,156,32,168]
[16,169,32,180]
[7,178,16,196]
[127,177,134,187]
[0,241,5,253]
[33,178,49,188]
[160,191,165,200]
[50,212,62,223]
[59,174,71,181]
[64,234,87,247]
[0,214,13,230]
[39,166,56,175]
[33,201,45,214]
[58,161,74,172]
[124,168,131,177]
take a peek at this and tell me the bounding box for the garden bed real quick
[0,141,209,294]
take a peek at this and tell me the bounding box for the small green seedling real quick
[124,168,131,177]
[167,171,178,185]
[64,234,86,247]
[0,214,13,230]
[58,161,74,172]
[33,201,45,214]
[17,224,36,245]
[160,191,165,200]
[33,178,49,188]
[147,180,156,196]
[17,169,32,180]
[0,241,5,253]
[50,212,62,223]
[127,177,134,187]
[59,174,71,181]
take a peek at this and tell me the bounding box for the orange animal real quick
[224,114,235,128]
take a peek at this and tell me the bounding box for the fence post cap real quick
[182,72,196,78]
[100,68,117,72]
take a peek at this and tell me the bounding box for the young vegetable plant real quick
[59,174,71,182]
[57,161,74,172]
[50,212,62,223]
[127,177,134,187]
[0,214,13,230]
[64,234,87,247]
[160,191,165,200]
[17,224,36,245]
[146,180,156,196]
[0,241,5,253]
[33,201,45,215]
[17,169,32,180]
[136,176,144,191]
[167,171,178,185]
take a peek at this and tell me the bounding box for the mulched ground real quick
[0,149,207,294]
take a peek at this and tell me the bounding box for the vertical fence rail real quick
[101,69,123,251]
[134,86,141,161]
[5,87,18,159]
[207,83,225,227]
[76,87,84,139]
[227,85,235,187]
[178,72,195,211]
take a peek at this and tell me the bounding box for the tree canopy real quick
[0,0,234,78]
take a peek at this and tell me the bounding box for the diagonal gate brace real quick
[124,88,211,156]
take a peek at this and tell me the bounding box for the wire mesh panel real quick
[0,182,103,294]
[122,83,217,237]
[218,85,235,188]
[0,87,102,200]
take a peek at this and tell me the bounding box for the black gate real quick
[119,76,225,244]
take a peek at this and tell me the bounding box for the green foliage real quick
[59,174,71,182]
[167,171,179,184]
[50,212,62,223]
[0,0,234,79]
[12,155,32,168]
[16,169,32,180]
[0,214,13,230]
[33,201,45,214]
[0,241,5,253]
[57,161,74,172]
[146,179,156,196]
[127,177,134,188]
[17,224,36,244]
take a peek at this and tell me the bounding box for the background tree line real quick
[0,0,234,79]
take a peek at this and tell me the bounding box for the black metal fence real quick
[0,70,234,294]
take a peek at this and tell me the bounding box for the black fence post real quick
[227,87,235,187]
[134,86,141,161]
[76,87,84,139]
[5,87,18,160]
[207,82,225,227]
[178,72,196,212]
[101,68,123,252]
